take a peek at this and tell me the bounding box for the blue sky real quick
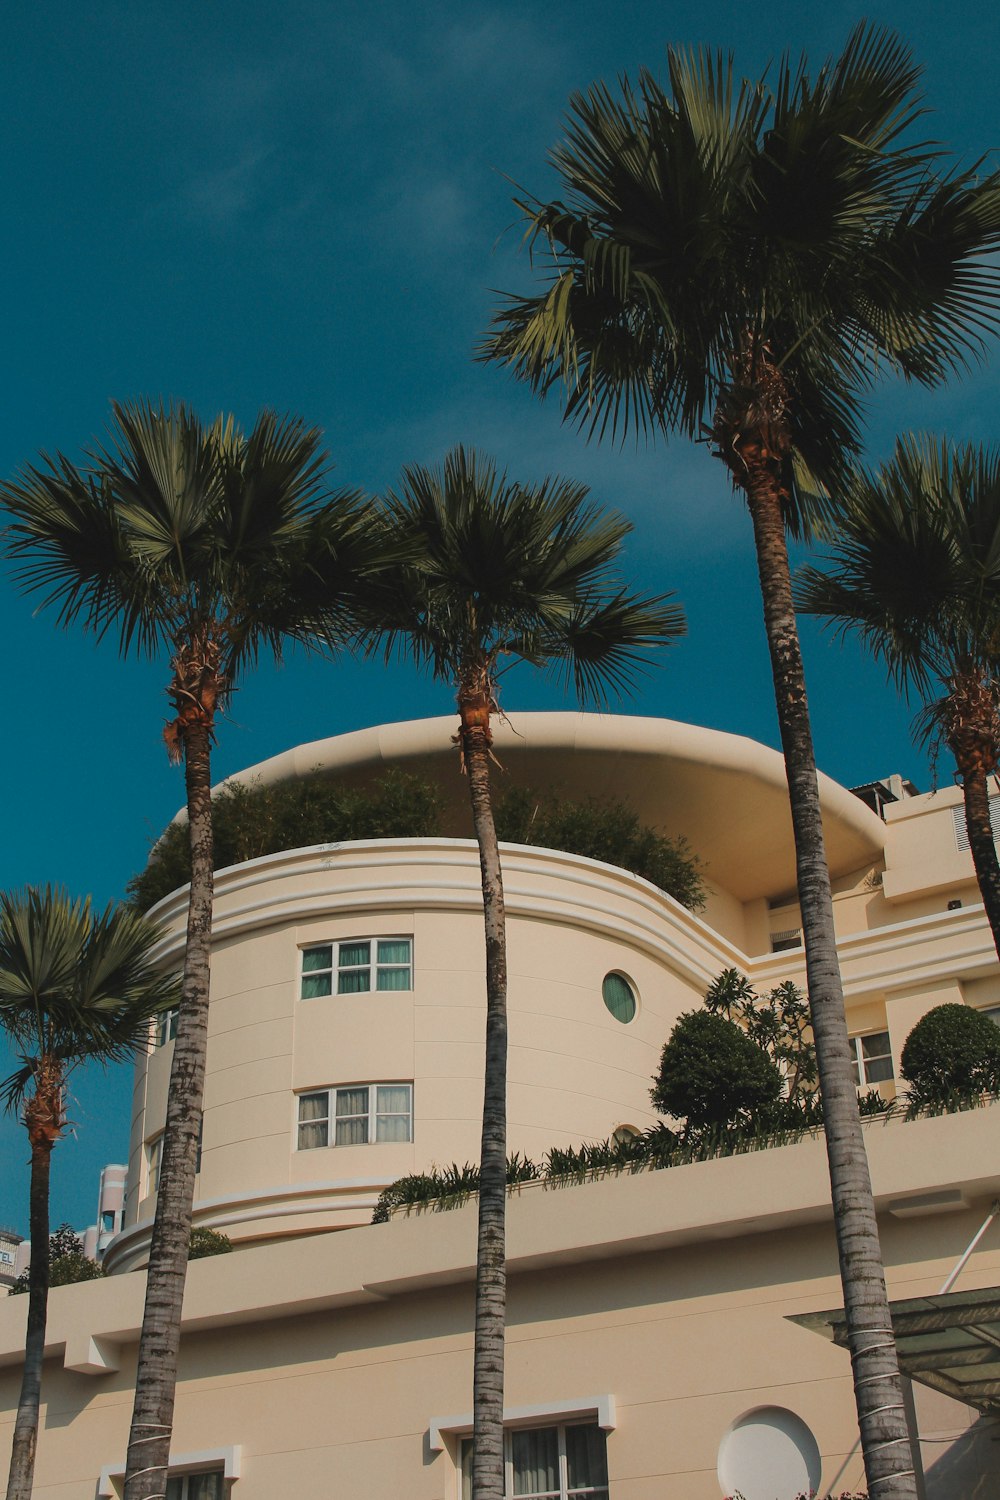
[1,0,998,1236]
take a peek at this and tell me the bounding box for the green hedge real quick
[128,772,705,913]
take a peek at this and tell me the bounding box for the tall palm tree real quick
[1,402,382,1500]
[798,435,1000,959]
[365,447,684,1500]
[0,886,178,1500]
[481,26,1000,1496]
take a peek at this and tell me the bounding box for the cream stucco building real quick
[3,712,1000,1500]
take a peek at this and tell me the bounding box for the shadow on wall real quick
[923,1415,1000,1498]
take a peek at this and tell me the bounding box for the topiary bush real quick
[650,1010,785,1132]
[901,1003,1000,1114]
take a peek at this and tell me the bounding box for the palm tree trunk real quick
[946,672,1000,962]
[124,720,215,1500]
[460,691,509,1500]
[745,470,917,1499]
[958,767,1000,961]
[5,1091,56,1500]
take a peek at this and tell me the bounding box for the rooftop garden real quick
[127,769,706,913]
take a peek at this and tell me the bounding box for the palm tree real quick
[480,26,1000,1496]
[0,886,178,1500]
[1,402,381,1500]
[798,435,1000,959]
[365,446,684,1500]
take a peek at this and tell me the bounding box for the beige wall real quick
[5,1108,1000,1499]
[113,770,1000,1267]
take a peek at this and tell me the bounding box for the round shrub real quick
[650,1010,784,1130]
[901,1003,1000,1112]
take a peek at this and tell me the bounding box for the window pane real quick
[512,1426,559,1497]
[298,1093,329,1149]
[376,1085,411,1114]
[377,939,411,965]
[861,1030,891,1060]
[334,1115,369,1145]
[865,1055,894,1084]
[376,966,411,991]
[299,1092,328,1121]
[188,1475,222,1500]
[302,946,333,972]
[339,941,371,968]
[566,1426,609,1493]
[602,973,636,1023]
[512,1422,560,1494]
[335,1087,370,1145]
[338,968,371,993]
[301,972,333,999]
[376,1112,411,1142]
[336,1087,370,1117]
[165,1479,184,1500]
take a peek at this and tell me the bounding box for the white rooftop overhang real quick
[215,712,886,904]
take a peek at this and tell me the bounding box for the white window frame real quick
[850,1030,893,1087]
[146,1133,164,1196]
[299,937,413,998]
[154,1007,179,1048]
[430,1397,616,1500]
[98,1446,240,1499]
[296,1083,413,1149]
[460,1423,609,1500]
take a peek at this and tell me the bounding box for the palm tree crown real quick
[0,886,177,1500]
[370,446,684,711]
[797,434,1000,955]
[483,25,1000,530]
[0,886,178,1107]
[2,400,377,738]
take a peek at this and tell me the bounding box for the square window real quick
[297,1091,331,1150]
[300,939,412,999]
[301,945,334,999]
[338,941,372,993]
[850,1030,893,1086]
[461,1423,609,1500]
[155,1008,179,1048]
[296,1084,412,1149]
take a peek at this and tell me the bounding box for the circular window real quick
[717,1406,821,1500]
[602,972,637,1023]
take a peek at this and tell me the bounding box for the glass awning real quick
[790,1287,1000,1415]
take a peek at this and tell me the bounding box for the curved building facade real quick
[9,712,1000,1500]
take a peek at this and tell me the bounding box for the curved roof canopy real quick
[219,713,885,905]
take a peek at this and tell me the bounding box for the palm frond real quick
[482,22,1000,532]
[0,886,181,1115]
[361,447,682,709]
[796,434,1000,706]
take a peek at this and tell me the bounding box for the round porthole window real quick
[602,972,637,1023]
[717,1406,821,1500]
